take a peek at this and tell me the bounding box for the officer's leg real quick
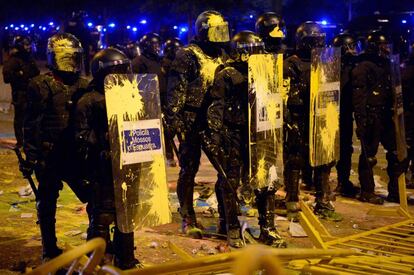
[382,119,404,202]
[215,175,226,235]
[35,162,63,260]
[113,227,140,269]
[358,116,384,204]
[13,102,25,148]
[336,112,357,196]
[164,132,177,166]
[255,187,287,247]
[284,153,302,221]
[176,132,202,234]
[314,164,342,221]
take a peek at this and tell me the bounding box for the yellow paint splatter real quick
[52,37,81,72]
[147,154,171,224]
[269,26,284,38]
[105,75,145,168]
[121,182,127,203]
[188,45,224,93]
[319,102,339,160]
[256,157,267,188]
[206,14,230,42]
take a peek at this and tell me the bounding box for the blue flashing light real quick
[402,20,407,24]
[38,26,42,29]
[173,25,178,30]
[249,14,253,19]
[87,22,93,27]
[42,27,46,31]
[56,26,60,30]
[30,24,34,28]
[321,20,328,26]
[127,25,131,29]
[180,27,188,32]
[24,27,28,31]
[132,27,137,32]
[5,26,8,30]
[15,27,19,30]
[10,24,14,28]
[108,23,115,28]
[103,28,107,32]
[140,19,147,24]
[20,24,24,28]
[49,21,54,26]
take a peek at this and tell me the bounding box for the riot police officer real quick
[2,35,39,148]
[161,37,183,166]
[166,10,229,236]
[255,12,287,54]
[353,30,403,204]
[332,33,360,197]
[22,33,89,261]
[74,48,140,269]
[207,30,287,248]
[284,22,342,221]
[402,44,414,188]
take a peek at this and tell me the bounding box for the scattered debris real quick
[9,205,19,212]
[0,190,3,195]
[64,230,83,237]
[276,216,288,221]
[352,224,359,229]
[20,213,33,218]
[289,221,307,237]
[18,185,33,198]
[149,241,159,248]
[215,242,231,253]
[80,233,87,240]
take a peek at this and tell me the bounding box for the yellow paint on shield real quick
[256,157,267,188]
[105,76,145,168]
[319,102,339,160]
[148,154,171,224]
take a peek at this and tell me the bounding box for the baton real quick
[13,147,39,199]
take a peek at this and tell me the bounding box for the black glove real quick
[19,159,36,177]
[203,131,222,157]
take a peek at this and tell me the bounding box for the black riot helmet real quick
[125,41,141,60]
[333,33,360,56]
[255,12,286,52]
[139,33,161,57]
[47,33,83,73]
[295,21,326,51]
[163,37,183,60]
[230,31,265,62]
[195,10,230,43]
[366,30,391,57]
[91,48,131,82]
[12,35,32,54]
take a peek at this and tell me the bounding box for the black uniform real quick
[402,54,414,186]
[24,72,88,259]
[352,53,401,200]
[166,41,225,229]
[284,54,335,210]
[2,51,39,147]
[208,62,248,240]
[336,53,357,192]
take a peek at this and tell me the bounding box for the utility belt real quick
[366,105,386,112]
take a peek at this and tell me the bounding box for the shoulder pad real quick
[221,66,245,85]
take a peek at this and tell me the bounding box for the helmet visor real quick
[50,47,83,72]
[208,22,230,42]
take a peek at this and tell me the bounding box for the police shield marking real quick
[309,47,341,167]
[105,74,171,233]
[248,54,283,189]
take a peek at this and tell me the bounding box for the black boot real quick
[113,227,141,270]
[215,182,227,235]
[285,170,300,222]
[255,188,287,248]
[38,218,63,261]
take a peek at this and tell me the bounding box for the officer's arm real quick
[352,64,369,127]
[2,58,21,84]
[73,95,97,158]
[131,57,147,74]
[23,79,45,162]
[207,71,227,140]
[166,49,195,130]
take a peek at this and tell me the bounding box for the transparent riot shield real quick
[104,74,171,233]
[248,54,284,190]
[390,54,407,161]
[309,47,341,167]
